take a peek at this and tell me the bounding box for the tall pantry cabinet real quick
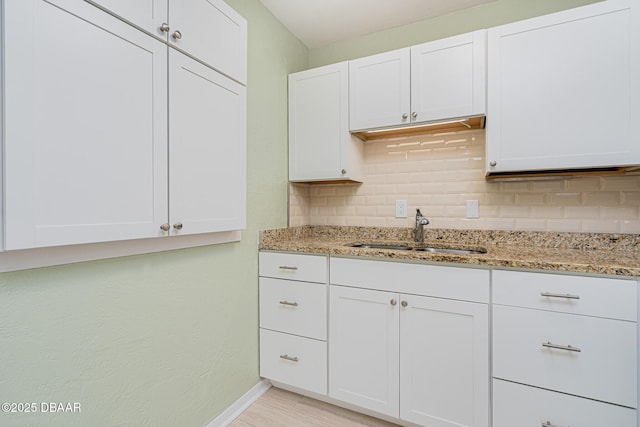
[1,0,247,250]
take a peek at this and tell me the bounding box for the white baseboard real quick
[205,379,272,427]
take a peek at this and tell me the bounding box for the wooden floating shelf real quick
[351,116,485,141]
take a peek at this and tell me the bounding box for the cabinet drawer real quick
[259,329,327,395]
[259,252,327,283]
[493,270,637,321]
[493,305,637,407]
[331,257,489,303]
[259,277,327,340]
[493,379,636,427]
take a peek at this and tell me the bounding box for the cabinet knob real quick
[402,113,408,120]
[159,23,170,33]
[341,169,347,175]
[390,299,397,306]
[401,300,408,307]
[411,112,418,119]
[489,160,497,167]
[160,223,170,232]
[172,30,182,40]
[173,222,183,231]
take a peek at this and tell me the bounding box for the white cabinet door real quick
[168,0,247,84]
[411,31,486,123]
[349,48,411,130]
[169,49,246,236]
[84,0,169,38]
[486,0,639,173]
[4,0,168,250]
[400,295,489,427]
[289,63,362,182]
[329,286,400,418]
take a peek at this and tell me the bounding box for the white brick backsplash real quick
[582,220,620,233]
[531,206,564,219]
[601,206,639,220]
[289,131,640,233]
[565,206,600,219]
[601,176,640,191]
[515,193,546,205]
[531,180,566,192]
[621,220,640,234]
[548,192,581,206]
[584,192,621,205]
[566,177,601,192]
[500,206,531,218]
[623,192,640,205]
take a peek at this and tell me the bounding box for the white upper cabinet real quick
[349,48,411,131]
[289,62,363,182]
[486,0,639,174]
[411,31,486,123]
[85,0,247,84]
[168,0,247,84]
[4,0,168,250]
[84,0,169,38]
[349,31,486,131]
[2,0,246,250]
[169,50,246,235]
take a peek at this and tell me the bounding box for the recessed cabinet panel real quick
[84,0,169,38]
[411,30,486,122]
[169,49,246,235]
[349,48,411,131]
[4,0,168,249]
[168,0,247,84]
[400,295,489,427]
[329,285,400,418]
[289,62,362,182]
[486,0,639,173]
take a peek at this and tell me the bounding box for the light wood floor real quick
[229,387,399,427]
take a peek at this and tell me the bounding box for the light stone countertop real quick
[259,226,640,277]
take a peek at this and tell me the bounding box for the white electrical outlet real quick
[396,200,407,218]
[466,200,479,219]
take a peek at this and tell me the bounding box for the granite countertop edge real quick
[259,226,640,278]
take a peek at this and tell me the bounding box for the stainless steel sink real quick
[345,242,486,254]
[413,247,486,255]
[347,243,413,250]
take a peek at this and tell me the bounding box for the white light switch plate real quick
[396,200,407,218]
[466,200,479,219]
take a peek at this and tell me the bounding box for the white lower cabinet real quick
[329,258,490,426]
[400,295,488,426]
[492,269,638,425]
[260,329,327,395]
[493,379,637,427]
[329,286,400,417]
[259,252,328,395]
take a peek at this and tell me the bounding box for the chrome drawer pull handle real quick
[278,266,298,271]
[541,421,564,427]
[542,342,581,353]
[541,292,580,300]
[279,354,299,362]
[279,300,299,307]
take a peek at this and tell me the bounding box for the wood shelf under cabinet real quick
[351,116,485,141]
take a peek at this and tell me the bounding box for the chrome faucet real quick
[413,208,430,243]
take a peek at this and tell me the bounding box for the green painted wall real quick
[0,1,307,426]
[310,0,602,67]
